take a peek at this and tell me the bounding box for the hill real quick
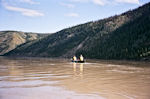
[5,2,150,60]
[0,31,47,55]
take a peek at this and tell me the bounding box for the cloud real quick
[92,0,105,5]
[60,3,75,8]
[69,0,140,5]
[4,4,44,17]
[69,0,89,3]
[70,0,107,6]
[65,13,79,17]
[115,0,140,4]
[19,0,39,4]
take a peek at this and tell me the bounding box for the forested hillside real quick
[5,2,150,60]
[77,6,150,60]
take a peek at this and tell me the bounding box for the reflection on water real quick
[0,57,150,99]
[73,63,84,78]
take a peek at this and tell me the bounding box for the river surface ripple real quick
[0,57,150,99]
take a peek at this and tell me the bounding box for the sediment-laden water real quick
[0,57,150,99]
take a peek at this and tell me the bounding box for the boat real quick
[71,55,85,63]
[71,60,85,63]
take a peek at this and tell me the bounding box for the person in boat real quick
[72,56,77,61]
[79,54,84,62]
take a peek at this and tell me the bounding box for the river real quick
[0,57,150,99]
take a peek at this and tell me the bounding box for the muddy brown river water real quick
[0,57,150,99]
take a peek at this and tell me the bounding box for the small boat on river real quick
[71,60,85,63]
[71,55,85,63]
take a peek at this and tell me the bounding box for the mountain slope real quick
[5,2,150,60]
[0,31,47,55]
[77,6,150,60]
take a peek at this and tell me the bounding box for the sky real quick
[0,0,149,33]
